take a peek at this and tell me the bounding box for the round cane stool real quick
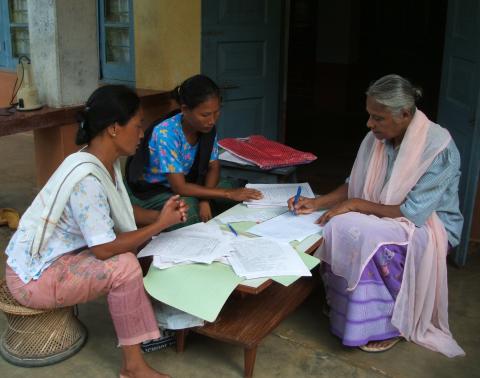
[0,280,87,367]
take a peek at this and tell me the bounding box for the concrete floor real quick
[0,132,479,378]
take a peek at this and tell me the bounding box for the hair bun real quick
[413,87,423,101]
[75,108,91,144]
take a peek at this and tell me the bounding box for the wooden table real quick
[175,239,322,378]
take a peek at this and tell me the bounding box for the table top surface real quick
[143,203,322,322]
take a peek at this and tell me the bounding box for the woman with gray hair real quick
[289,74,464,356]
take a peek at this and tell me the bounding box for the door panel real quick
[438,0,480,265]
[202,0,282,140]
[217,98,264,138]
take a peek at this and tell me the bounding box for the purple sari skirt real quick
[321,243,407,347]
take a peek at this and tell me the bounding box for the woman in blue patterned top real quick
[127,74,262,224]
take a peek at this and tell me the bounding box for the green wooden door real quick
[437,0,480,265]
[201,0,283,140]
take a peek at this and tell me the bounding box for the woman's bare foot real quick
[121,344,170,378]
[358,337,402,353]
[120,365,170,378]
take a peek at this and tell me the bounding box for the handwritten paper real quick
[248,211,325,242]
[227,237,312,279]
[244,183,315,208]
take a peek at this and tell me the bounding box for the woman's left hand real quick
[199,200,212,222]
[317,199,359,225]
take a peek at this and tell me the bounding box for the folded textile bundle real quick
[219,135,317,169]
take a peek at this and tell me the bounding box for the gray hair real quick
[366,74,422,116]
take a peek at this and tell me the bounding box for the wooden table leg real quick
[244,345,257,378]
[176,329,188,353]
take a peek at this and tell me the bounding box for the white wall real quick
[28,0,99,107]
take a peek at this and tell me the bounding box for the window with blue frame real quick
[98,0,135,84]
[0,0,30,69]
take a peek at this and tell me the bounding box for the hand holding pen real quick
[287,191,317,215]
[292,186,302,215]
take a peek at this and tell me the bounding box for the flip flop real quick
[358,337,403,353]
[0,208,20,230]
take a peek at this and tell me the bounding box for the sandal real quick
[0,208,20,230]
[358,337,403,353]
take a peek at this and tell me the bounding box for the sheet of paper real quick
[219,150,255,166]
[272,252,320,286]
[144,263,243,322]
[138,223,228,264]
[238,277,270,288]
[247,211,325,242]
[227,237,312,279]
[217,207,287,224]
[244,182,315,208]
[153,253,233,270]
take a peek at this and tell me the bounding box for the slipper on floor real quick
[0,208,20,230]
[358,337,403,353]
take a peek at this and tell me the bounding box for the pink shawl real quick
[320,109,465,357]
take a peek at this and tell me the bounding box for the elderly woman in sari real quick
[289,74,465,356]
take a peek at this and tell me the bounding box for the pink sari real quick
[317,109,465,357]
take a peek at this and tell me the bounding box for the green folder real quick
[144,262,243,322]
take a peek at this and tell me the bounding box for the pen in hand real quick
[292,186,302,216]
[227,223,238,237]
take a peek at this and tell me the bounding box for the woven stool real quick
[0,280,87,367]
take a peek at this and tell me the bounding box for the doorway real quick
[285,0,448,192]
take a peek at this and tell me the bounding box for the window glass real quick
[9,0,29,58]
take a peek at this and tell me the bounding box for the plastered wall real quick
[134,0,201,91]
[0,71,17,108]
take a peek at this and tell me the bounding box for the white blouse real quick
[6,175,118,283]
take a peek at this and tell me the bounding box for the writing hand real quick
[287,196,317,214]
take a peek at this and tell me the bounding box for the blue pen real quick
[292,186,302,215]
[227,223,238,237]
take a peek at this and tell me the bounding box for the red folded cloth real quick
[219,135,317,169]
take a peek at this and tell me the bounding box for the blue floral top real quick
[143,113,218,187]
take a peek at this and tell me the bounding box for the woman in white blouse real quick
[5,85,186,378]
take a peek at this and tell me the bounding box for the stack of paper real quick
[243,183,315,208]
[248,211,325,242]
[138,223,234,269]
[227,237,312,279]
[219,150,255,166]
